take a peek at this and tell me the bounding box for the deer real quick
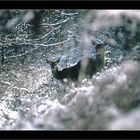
[47,44,104,82]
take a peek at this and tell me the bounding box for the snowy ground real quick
[0,60,139,130]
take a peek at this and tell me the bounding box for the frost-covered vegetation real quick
[0,10,140,130]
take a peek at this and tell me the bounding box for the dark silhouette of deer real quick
[47,44,104,81]
[47,57,97,81]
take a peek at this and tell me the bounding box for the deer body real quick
[47,44,104,81]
